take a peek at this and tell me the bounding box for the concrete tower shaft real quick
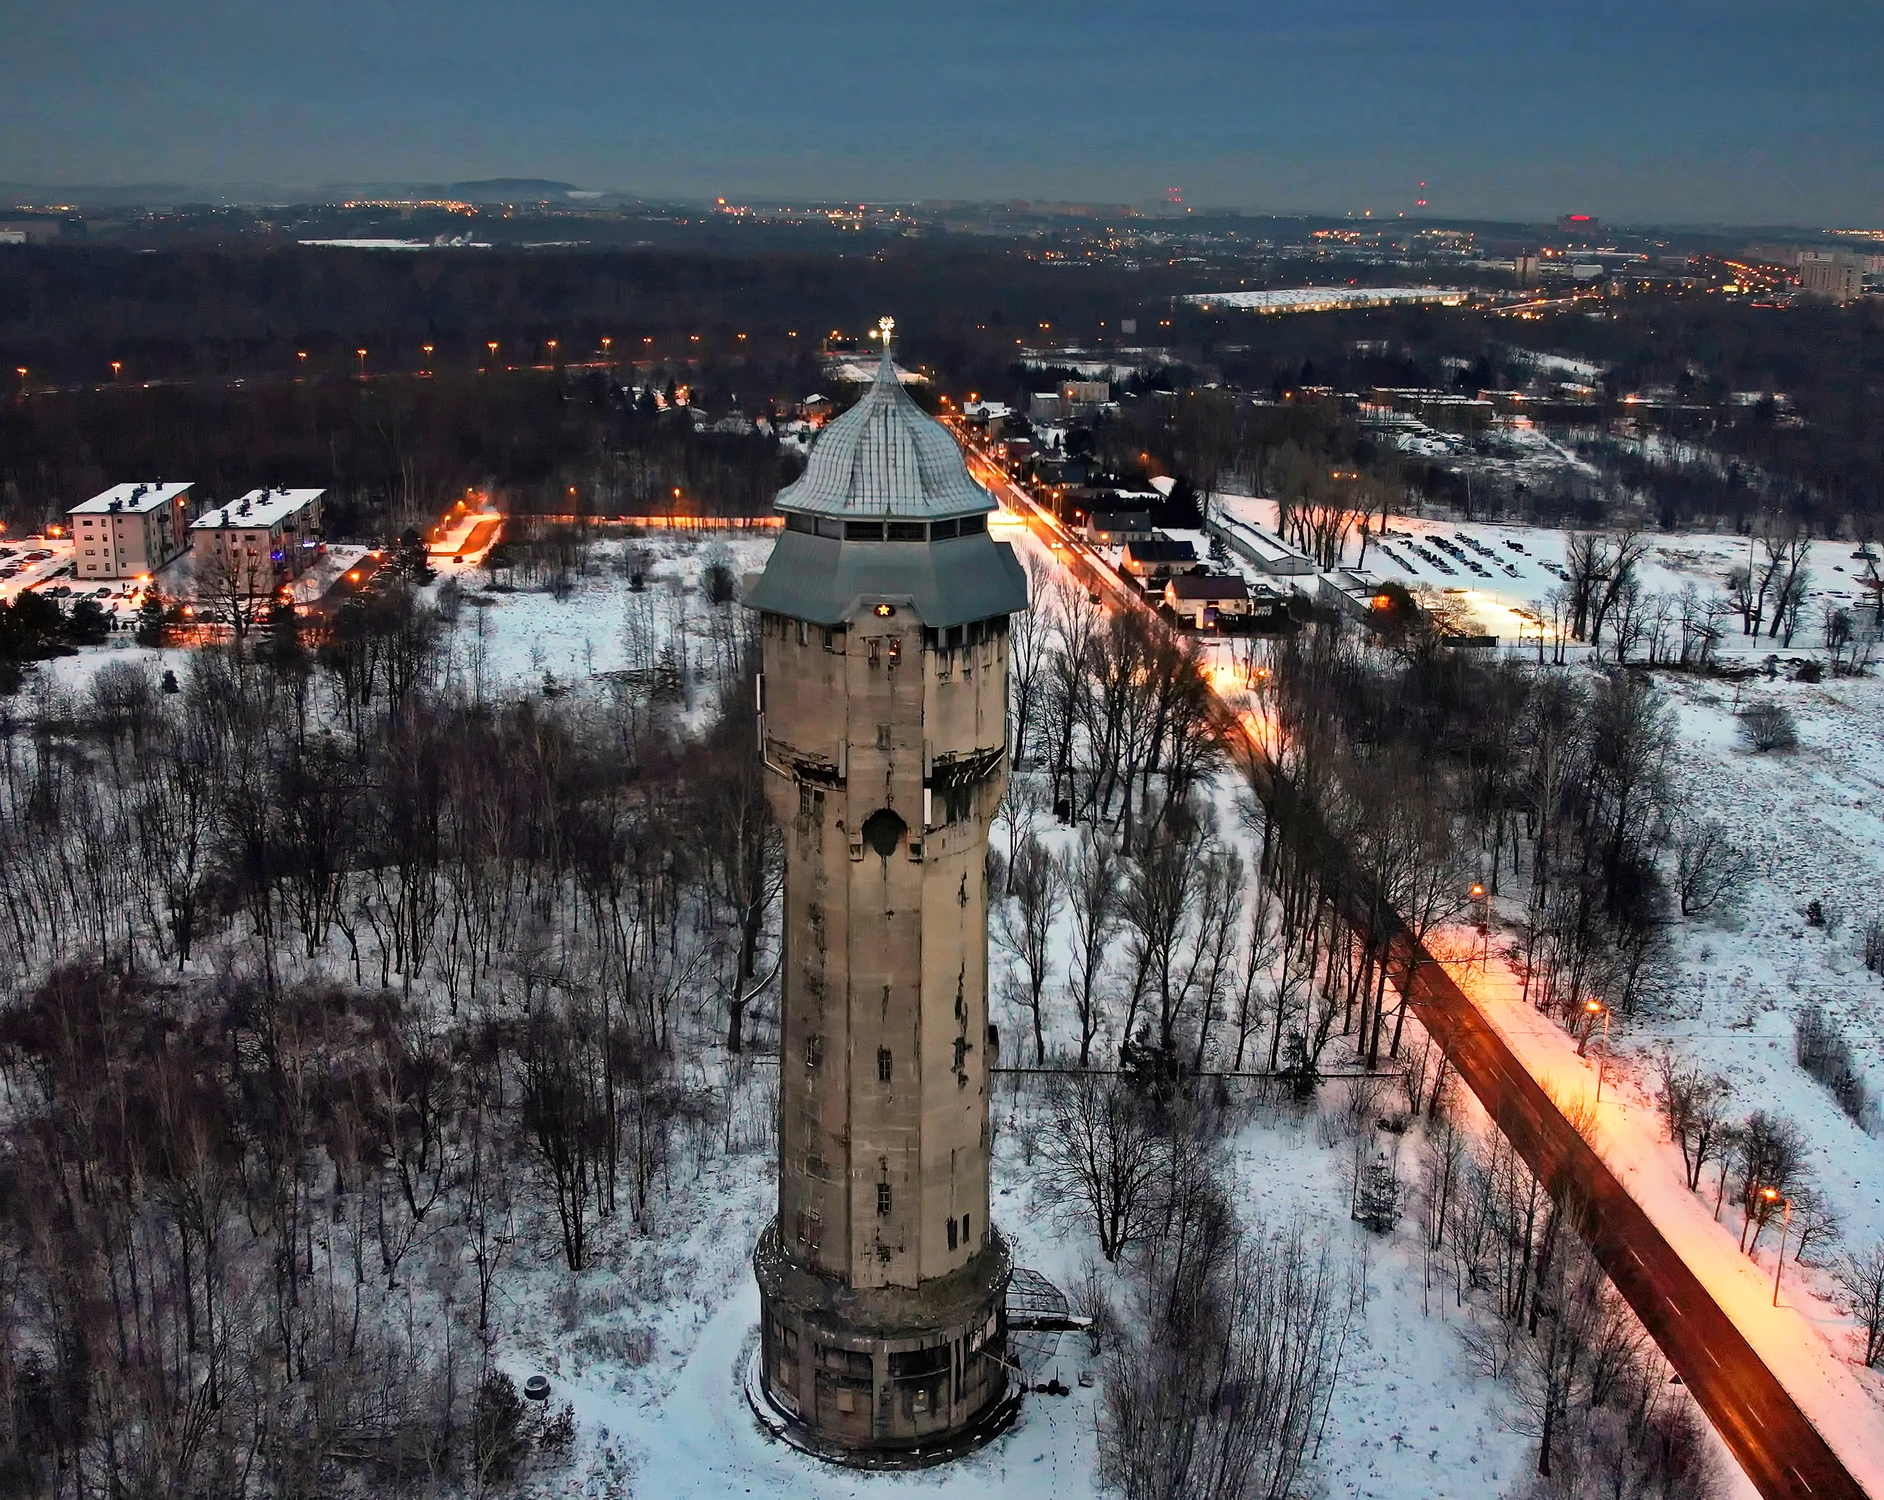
[747,335,1027,1456]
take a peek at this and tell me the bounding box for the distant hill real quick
[448,178,583,202]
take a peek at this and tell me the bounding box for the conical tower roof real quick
[776,345,993,520]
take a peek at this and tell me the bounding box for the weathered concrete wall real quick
[759,604,1007,1294]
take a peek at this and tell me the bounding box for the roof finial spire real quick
[877,315,894,347]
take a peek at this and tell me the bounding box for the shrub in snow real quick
[1736,699,1798,752]
[472,1371,528,1484]
[1862,915,1884,975]
[1795,1003,1876,1131]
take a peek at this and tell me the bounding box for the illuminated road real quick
[955,430,1868,1500]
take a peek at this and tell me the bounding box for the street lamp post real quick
[1763,1187,1793,1306]
[1578,998,1605,1057]
[356,348,368,378]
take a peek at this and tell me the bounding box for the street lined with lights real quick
[945,414,1870,1500]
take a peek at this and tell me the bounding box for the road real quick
[303,551,390,619]
[956,431,1869,1500]
[1404,952,1863,1500]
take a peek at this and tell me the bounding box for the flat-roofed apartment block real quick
[747,324,1028,1459]
[189,489,326,583]
[68,482,195,580]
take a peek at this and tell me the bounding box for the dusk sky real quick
[4,0,1881,224]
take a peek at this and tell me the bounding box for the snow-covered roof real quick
[1167,574,1250,601]
[69,481,193,516]
[774,347,993,521]
[190,488,325,531]
[1124,538,1198,563]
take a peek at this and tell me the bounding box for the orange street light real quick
[356,348,368,376]
[1578,998,1606,1056]
[1764,1187,1794,1304]
[110,361,122,380]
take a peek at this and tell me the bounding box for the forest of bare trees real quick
[983,564,1744,1492]
[0,572,778,1496]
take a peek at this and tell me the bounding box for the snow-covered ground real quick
[440,532,777,697]
[489,1070,1533,1500]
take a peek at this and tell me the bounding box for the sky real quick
[2,0,1881,225]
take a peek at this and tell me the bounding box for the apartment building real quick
[68,482,196,581]
[189,488,326,583]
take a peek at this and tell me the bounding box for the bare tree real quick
[995,834,1066,1064]
[1834,1242,1884,1367]
[1654,1053,1733,1192]
[1673,814,1752,917]
[193,543,280,649]
[1098,1196,1351,1500]
[1033,1071,1165,1261]
[1064,827,1122,1067]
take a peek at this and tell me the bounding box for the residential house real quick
[1164,573,1251,628]
[1083,510,1154,545]
[1120,537,1199,579]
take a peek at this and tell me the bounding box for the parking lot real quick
[0,536,162,627]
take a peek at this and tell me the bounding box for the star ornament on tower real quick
[877,315,895,345]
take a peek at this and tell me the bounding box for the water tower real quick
[746,318,1028,1458]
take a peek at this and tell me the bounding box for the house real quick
[961,399,1012,440]
[798,394,835,425]
[68,482,196,581]
[1120,536,1199,579]
[1083,510,1154,546]
[1164,573,1251,628]
[190,488,326,584]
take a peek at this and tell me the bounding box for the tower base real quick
[752,1219,1012,1458]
